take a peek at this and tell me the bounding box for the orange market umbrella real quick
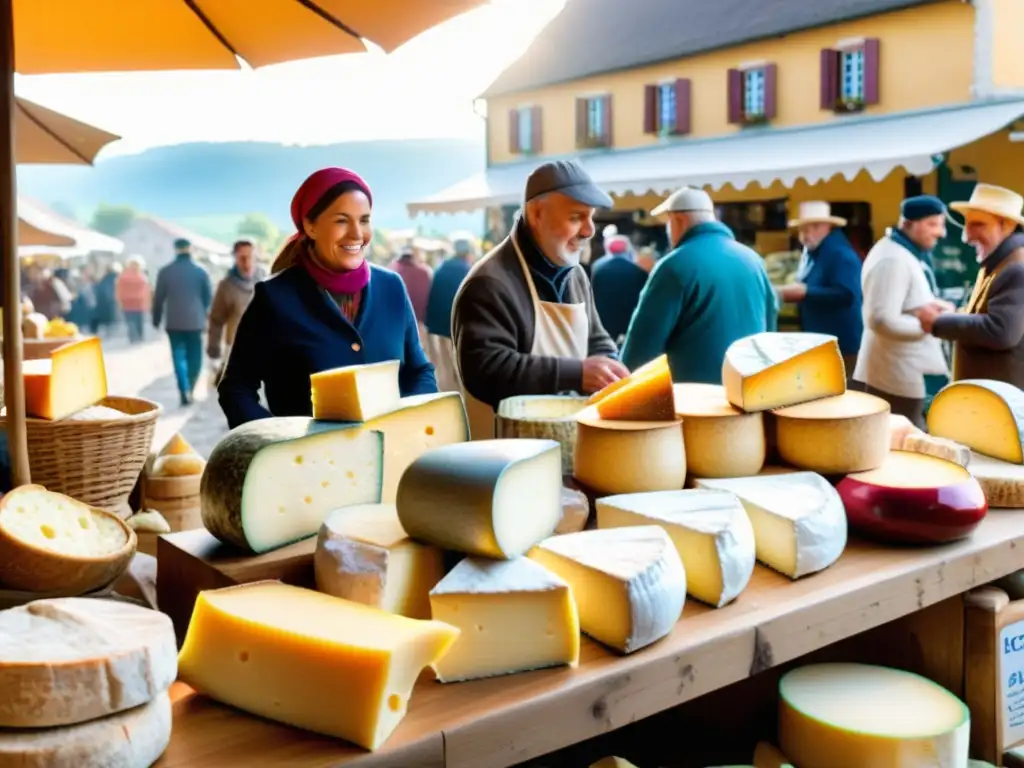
[1,0,491,485]
[16,95,120,164]
[16,217,75,248]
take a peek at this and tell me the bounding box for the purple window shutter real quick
[508,108,520,154]
[727,69,743,124]
[643,84,658,134]
[820,49,839,109]
[531,106,543,154]
[763,64,778,120]
[674,78,691,135]
[864,38,881,105]
[575,97,587,146]
[602,94,613,146]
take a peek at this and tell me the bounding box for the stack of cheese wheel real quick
[0,598,178,767]
[141,433,207,546]
[495,394,589,474]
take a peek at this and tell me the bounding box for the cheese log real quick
[837,451,987,544]
[674,383,766,477]
[152,453,206,477]
[0,692,172,768]
[574,409,686,494]
[557,485,590,534]
[159,432,197,456]
[314,503,443,619]
[177,581,460,751]
[0,485,135,593]
[888,413,920,449]
[311,360,401,422]
[23,336,108,420]
[596,489,755,608]
[928,379,1024,464]
[429,556,580,682]
[970,451,1024,507]
[200,418,384,554]
[589,354,675,421]
[722,332,846,412]
[0,598,177,728]
[779,663,970,768]
[528,526,685,654]
[695,472,846,579]
[900,432,971,468]
[773,390,890,474]
[396,439,562,559]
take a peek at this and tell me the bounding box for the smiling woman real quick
[216,167,437,429]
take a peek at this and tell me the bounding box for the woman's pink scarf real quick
[301,249,370,295]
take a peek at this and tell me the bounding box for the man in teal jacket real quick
[621,188,778,382]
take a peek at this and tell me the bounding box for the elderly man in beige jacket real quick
[853,196,953,427]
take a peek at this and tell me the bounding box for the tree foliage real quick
[90,203,136,236]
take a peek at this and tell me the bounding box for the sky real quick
[14,0,565,158]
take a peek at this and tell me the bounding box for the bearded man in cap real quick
[452,160,626,440]
[854,196,953,427]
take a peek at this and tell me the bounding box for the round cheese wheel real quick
[495,395,589,475]
[573,411,686,494]
[673,383,765,478]
[779,663,970,768]
[969,451,1024,508]
[837,450,987,543]
[773,391,890,474]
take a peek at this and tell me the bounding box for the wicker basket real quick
[1,396,162,515]
[495,395,590,474]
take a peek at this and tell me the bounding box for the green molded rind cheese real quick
[928,379,1024,464]
[201,418,384,554]
[396,439,562,559]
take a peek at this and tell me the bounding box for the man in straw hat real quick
[919,183,1024,386]
[778,201,863,379]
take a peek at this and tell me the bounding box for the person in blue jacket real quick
[778,201,864,378]
[217,167,436,428]
[424,236,475,392]
[590,234,648,345]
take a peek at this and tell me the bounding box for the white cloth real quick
[853,233,948,398]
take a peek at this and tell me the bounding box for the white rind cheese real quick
[596,489,755,608]
[673,383,766,478]
[969,451,1024,507]
[528,526,686,654]
[901,432,971,468]
[573,411,686,494]
[928,379,1024,464]
[695,472,847,579]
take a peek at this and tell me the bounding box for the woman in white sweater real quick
[853,196,954,427]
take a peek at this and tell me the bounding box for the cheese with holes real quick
[970,452,1024,507]
[429,556,579,682]
[779,663,970,768]
[773,390,890,474]
[574,408,686,494]
[901,432,971,468]
[397,439,561,559]
[363,392,470,502]
[0,692,172,768]
[0,598,176,728]
[314,503,443,619]
[0,485,135,593]
[201,418,384,554]
[674,383,766,477]
[177,581,459,751]
[589,354,675,421]
[597,489,755,608]
[528,526,685,654]
[928,379,1024,464]
[695,472,846,579]
[722,332,846,412]
[311,360,401,422]
[23,336,108,420]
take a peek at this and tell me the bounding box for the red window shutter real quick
[863,38,881,105]
[763,64,778,120]
[727,68,743,124]
[508,108,520,154]
[820,49,839,109]
[601,94,613,146]
[643,84,658,134]
[575,97,588,146]
[530,106,543,154]
[674,78,692,135]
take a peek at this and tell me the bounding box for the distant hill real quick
[16,138,485,243]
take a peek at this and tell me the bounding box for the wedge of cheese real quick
[695,472,847,579]
[773,390,890,474]
[674,383,766,477]
[23,336,107,420]
[888,413,920,450]
[558,485,591,534]
[928,379,1024,464]
[528,526,685,654]
[311,360,401,422]
[0,692,172,768]
[201,418,384,553]
[970,451,1024,507]
[314,503,443,619]
[596,489,755,608]
[779,663,970,768]
[159,432,197,457]
[900,432,971,468]
[429,556,579,682]
[397,439,562,559]
[0,598,177,728]
[177,581,460,751]
[722,332,845,413]
[588,354,675,421]
[574,408,686,494]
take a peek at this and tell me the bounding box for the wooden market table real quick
[157,508,1024,768]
